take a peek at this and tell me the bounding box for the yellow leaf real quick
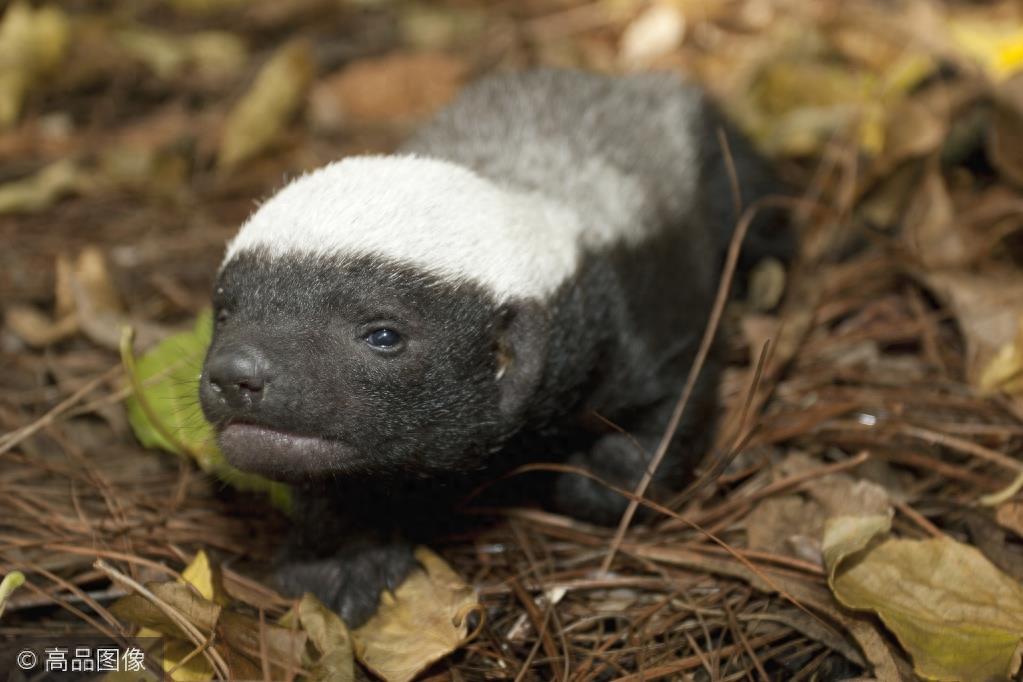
[0,2,70,127]
[298,593,355,682]
[949,18,1023,80]
[180,550,229,606]
[824,515,1023,681]
[217,40,313,169]
[353,547,480,682]
[980,316,1023,396]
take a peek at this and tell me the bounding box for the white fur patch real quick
[224,155,642,302]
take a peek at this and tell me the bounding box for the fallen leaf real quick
[745,495,815,557]
[217,40,314,168]
[117,28,246,83]
[948,16,1023,80]
[746,57,876,155]
[879,97,948,172]
[0,571,25,620]
[979,315,1023,397]
[181,550,227,605]
[720,17,935,157]
[619,1,685,67]
[3,305,78,347]
[746,454,891,564]
[123,312,292,511]
[139,552,223,678]
[0,2,70,128]
[112,582,222,640]
[353,547,480,682]
[824,514,1023,681]
[0,159,82,214]
[996,502,1023,538]
[113,580,305,680]
[69,247,170,352]
[747,256,787,311]
[857,163,921,231]
[902,165,964,268]
[299,593,355,682]
[989,72,1023,188]
[308,52,466,133]
[924,268,1023,384]
[398,4,486,51]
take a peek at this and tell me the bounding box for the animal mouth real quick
[217,422,360,481]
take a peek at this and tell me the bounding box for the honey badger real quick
[199,69,791,625]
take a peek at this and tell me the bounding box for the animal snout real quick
[206,344,271,409]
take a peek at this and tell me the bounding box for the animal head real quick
[199,156,566,481]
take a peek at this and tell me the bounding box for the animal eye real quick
[215,308,230,325]
[365,328,402,350]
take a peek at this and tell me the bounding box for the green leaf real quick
[0,571,25,619]
[123,312,292,513]
[824,514,1023,681]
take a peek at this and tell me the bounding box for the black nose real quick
[206,345,270,409]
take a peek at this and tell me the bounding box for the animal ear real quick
[495,300,548,419]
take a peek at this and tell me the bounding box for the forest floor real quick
[3,0,1023,680]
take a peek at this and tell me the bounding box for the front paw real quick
[273,541,418,627]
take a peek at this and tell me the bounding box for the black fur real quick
[199,69,790,626]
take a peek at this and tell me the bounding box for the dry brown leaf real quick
[73,247,124,317]
[858,163,921,231]
[138,551,225,681]
[7,246,171,351]
[989,72,1023,188]
[0,159,82,214]
[924,268,1023,383]
[352,547,479,682]
[112,582,222,639]
[217,40,313,169]
[3,306,78,347]
[879,98,947,172]
[745,495,816,557]
[902,166,963,269]
[71,247,171,351]
[308,52,466,133]
[113,580,306,680]
[996,502,1023,538]
[745,453,891,564]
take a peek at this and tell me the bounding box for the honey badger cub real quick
[199,69,791,625]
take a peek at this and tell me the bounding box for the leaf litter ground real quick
[3,0,1023,679]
